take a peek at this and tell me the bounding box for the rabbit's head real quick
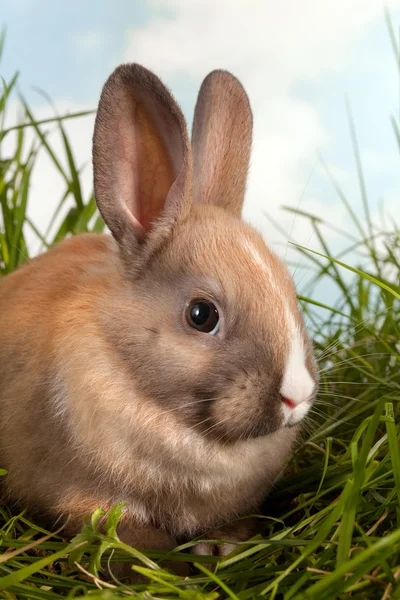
[93,65,318,443]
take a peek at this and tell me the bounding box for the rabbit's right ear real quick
[93,64,192,252]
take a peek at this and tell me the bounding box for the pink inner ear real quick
[115,96,181,237]
[117,116,147,238]
[121,202,146,239]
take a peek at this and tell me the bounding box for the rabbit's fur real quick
[0,65,317,565]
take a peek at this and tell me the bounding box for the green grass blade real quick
[291,242,400,300]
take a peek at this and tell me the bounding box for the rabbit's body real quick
[0,225,296,536]
[0,64,317,562]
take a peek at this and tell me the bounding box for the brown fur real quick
[192,70,252,216]
[0,64,317,573]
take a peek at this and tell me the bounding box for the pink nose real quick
[281,395,296,410]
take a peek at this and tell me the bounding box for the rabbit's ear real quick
[93,64,192,248]
[191,70,252,218]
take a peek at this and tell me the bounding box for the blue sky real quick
[2,0,400,301]
[2,1,148,103]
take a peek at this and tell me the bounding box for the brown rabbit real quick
[0,64,318,573]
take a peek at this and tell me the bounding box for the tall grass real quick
[0,28,101,277]
[1,18,400,599]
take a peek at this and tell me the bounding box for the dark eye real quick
[186,299,220,335]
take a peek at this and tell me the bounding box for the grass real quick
[1,17,400,600]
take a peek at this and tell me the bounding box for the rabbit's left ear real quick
[191,70,253,218]
[93,64,192,251]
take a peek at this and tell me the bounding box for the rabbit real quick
[0,63,318,576]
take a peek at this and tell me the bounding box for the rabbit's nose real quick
[280,394,304,409]
[280,364,315,409]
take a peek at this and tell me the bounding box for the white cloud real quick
[126,1,398,83]
[72,31,105,52]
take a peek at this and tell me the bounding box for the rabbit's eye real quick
[186,300,220,335]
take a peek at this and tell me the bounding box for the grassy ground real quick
[1,25,400,600]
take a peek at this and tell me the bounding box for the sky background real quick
[2,0,400,298]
